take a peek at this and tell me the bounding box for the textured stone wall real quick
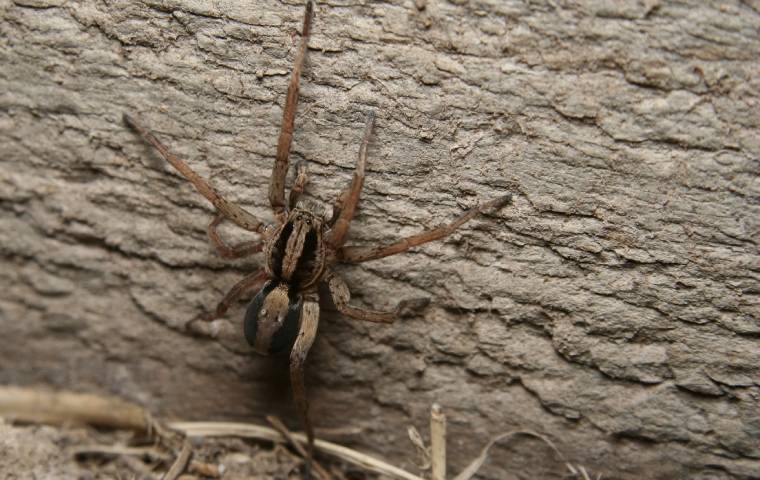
[1,0,759,478]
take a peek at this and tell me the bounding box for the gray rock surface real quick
[1,0,759,478]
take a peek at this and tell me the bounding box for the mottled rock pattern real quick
[1,0,759,478]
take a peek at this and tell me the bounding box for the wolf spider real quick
[125,0,510,475]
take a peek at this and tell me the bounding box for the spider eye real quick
[305,218,311,225]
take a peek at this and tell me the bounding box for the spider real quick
[124,0,510,475]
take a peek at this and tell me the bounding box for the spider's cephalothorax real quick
[124,0,510,476]
[265,206,327,290]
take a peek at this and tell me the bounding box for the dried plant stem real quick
[72,445,168,459]
[452,430,565,480]
[430,404,446,480]
[173,422,425,480]
[406,426,430,470]
[267,415,332,480]
[162,440,192,480]
[0,386,148,431]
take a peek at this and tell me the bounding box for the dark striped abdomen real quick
[244,281,302,355]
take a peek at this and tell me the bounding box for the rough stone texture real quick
[1,0,759,478]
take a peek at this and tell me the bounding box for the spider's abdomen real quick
[265,207,326,289]
[244,280,302,355]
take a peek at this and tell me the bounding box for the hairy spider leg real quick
[123,114,268,234]
[328,189,349,227]
[289,295,320,479]
[327,111,375,248]
[325,271,429,323]
[270,1,314,222]
[202,269,269,323]
[208,213,266,259]
[288,160,309,210]
[338,194,512,263]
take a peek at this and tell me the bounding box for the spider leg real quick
[327,112,374,247]
[124,114,268,234]
[186,269,269,338]
[269,1,314,222]
[338,194,512,263]
[326,271,429,323]
[288,160,309,210]
[208,213,265,259]
[328,189,349,227]
[289,294,320,478]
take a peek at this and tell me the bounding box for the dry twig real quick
[163,440,193,480]
[406,426,430,470]
[174,422,425,480]
[0,386,148,431]
[430,404,446,480]
[267,415,332,480]
[453,430,565,480]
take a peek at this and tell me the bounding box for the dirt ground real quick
[0,420,372,480]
